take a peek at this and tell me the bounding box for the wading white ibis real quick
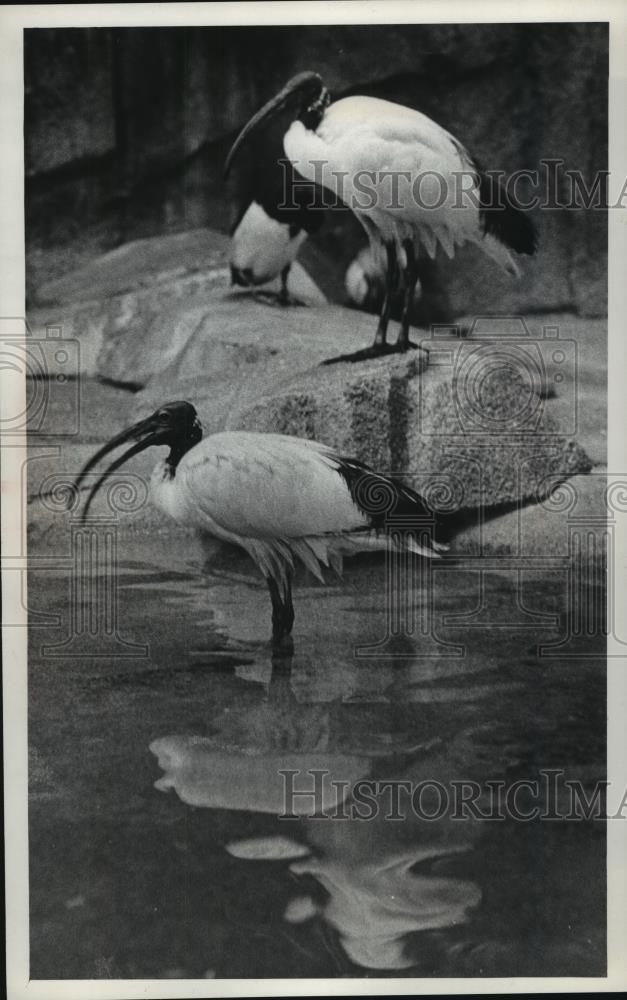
[225,71,537,364]
[74,401,446,647]
[227,122,325,305]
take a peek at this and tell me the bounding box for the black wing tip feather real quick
[257,164,326,233]
[335,458,445,547]
[478,170,538,256]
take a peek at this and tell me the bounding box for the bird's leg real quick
[321,242,401,365]
[269,648,294,685]
[267,573,295,650]
[396,240,420,351]
[278,265,292,305]
[373,241,398,349]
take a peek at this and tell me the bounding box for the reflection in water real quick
[150,735,374,816]
[150,647,378,816]
[151,729,482,969]
[286,850,480,969]
[150,654,485,970]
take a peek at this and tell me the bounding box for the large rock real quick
[32,226,326,311]
[228,334,592,512]
[132,300,403,424]
[32,228,233,306]
[27,228,327,384]
[453,314,607,468]
[452,471,609,558]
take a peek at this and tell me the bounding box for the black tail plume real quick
[478,170,538,256]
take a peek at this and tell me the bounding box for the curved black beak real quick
[74,415,166,524]
[224,71,323,179]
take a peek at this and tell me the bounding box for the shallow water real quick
[28,539,606,978]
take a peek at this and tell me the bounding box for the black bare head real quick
[224,71,329,179]
[147,402,203,458]
[73,401,202,522]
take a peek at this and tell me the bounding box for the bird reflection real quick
[286,846,480,969]
[150,714,483,970]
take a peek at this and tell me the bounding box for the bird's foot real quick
[270,643,294,675]
[320,341,419,366]
[253,290,306,308]
[252,290,281,306]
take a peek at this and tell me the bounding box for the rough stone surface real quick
[132,300,404,423]
[228,351,429,474]
[33,228,232,306]
[454,314,607,469]
[452,471,609,559]
[230,338,592,512]
[33,226,325,310]
[27,228,327,383]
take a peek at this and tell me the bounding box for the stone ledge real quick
[229,344,592,511]
[27,227,327,384]
[452,470,609,560]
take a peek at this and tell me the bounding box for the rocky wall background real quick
[25,23,608,316]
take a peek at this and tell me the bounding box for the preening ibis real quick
[74,401,446,647]
[227,117,325,305]
[225,71,537,363]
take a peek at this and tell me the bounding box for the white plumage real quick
[284,96,518,277]
[154,430,438,584]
